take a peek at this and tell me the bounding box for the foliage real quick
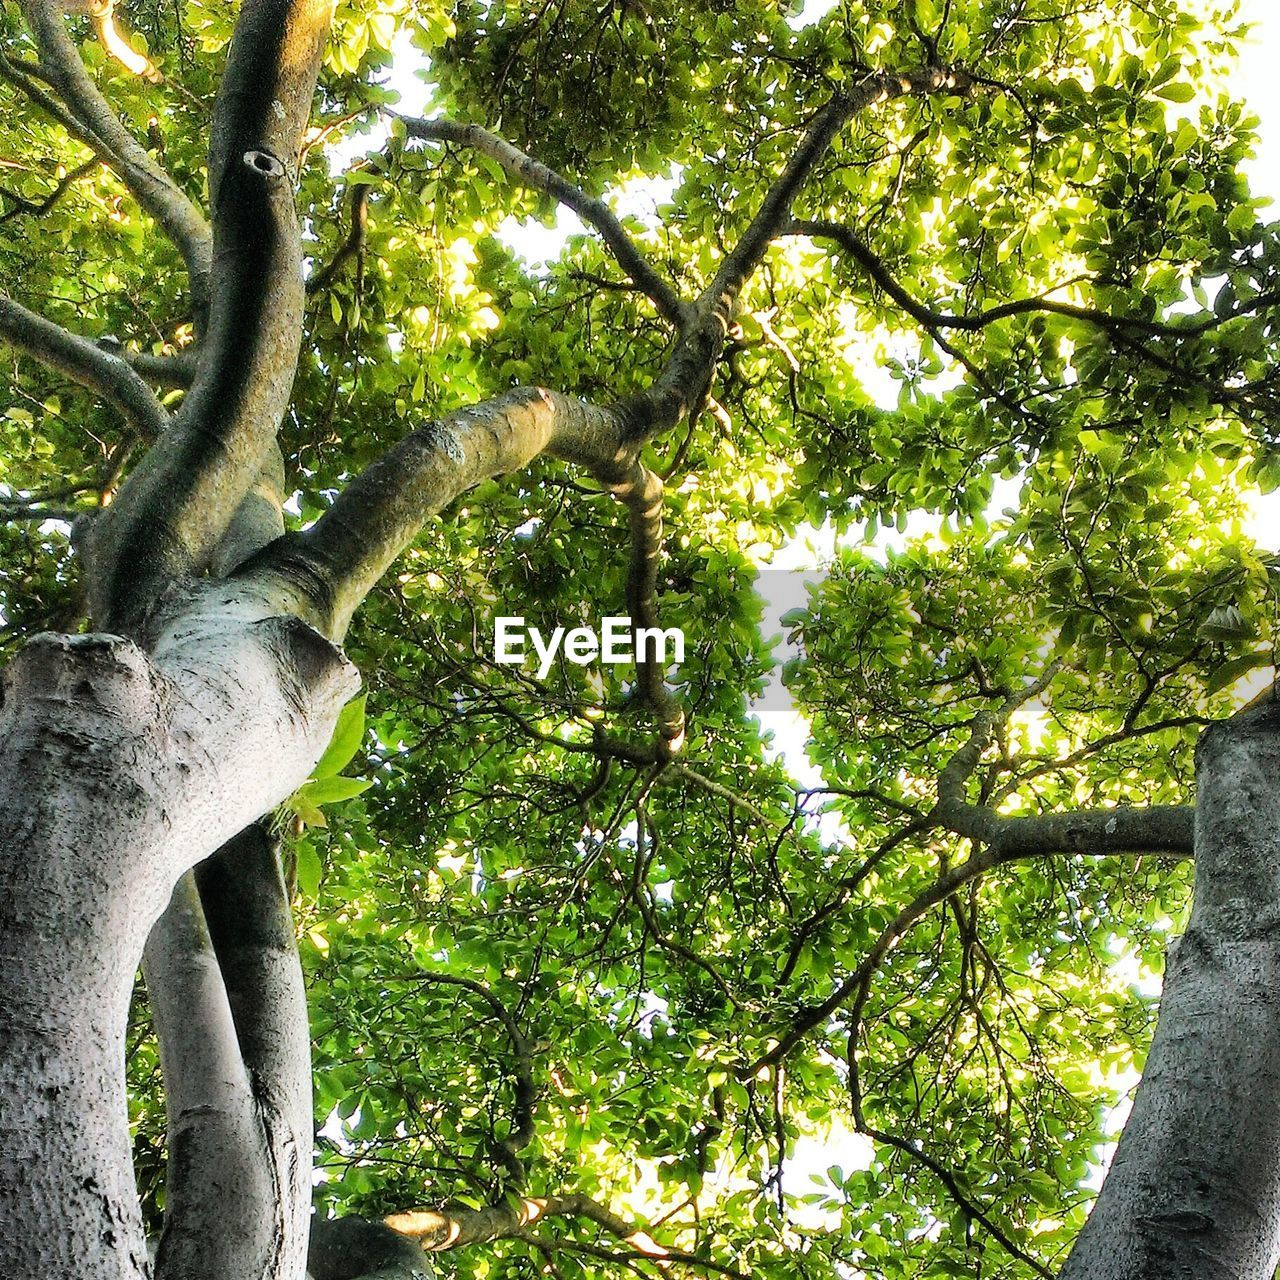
[4,0,1280,1276]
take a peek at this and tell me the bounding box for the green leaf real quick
[1199,604,1252,643]
[300,775,374,806]
[1227,203,1255,236]
[293,795,327,830]
[1206,652,1272,695]
[296,842,323,898]
[312,695,368,779]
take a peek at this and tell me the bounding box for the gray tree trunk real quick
[0,597,356,1280]
[1060,701,1280,1279]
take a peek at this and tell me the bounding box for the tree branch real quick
[382,1194,638,1253]
[754,677,1192,1071]
[247,384,686,749]
[119,345,199,389]
[316,1191,731,1277]
[612,460,685,746]
[749,804,1192,1073]
[933,673,1195,858]
[0,293,168,438]
[942,801,1195,860]
[0,49,108,154]
[707,68,972,315]
[80,0,334,632]
[249,69,978,720]
[209,444,287,577]
[16,0,211,314]
[308,1217,437,1280]
[85,0,162,83]
[190,821,314,1280]
[0,155,97,225]
[613,66,972,444]
[784,216,1210,340]
[412,973,536,1179]
[861,1123,1054,1279]
[307,182,370,297]
[142,873,287,1280]
[250,386,631,639]
[396,114,686,327]
[193,823,308,1130]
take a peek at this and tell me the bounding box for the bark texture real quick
[0,604,357,1280]
[1060,701,1280,1280]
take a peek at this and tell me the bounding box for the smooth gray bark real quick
[145,823,314,1280]
[144,867,303,1280]
[0,600,357,1279]
[1060,700,1280,1280]
[141,451,311,1280]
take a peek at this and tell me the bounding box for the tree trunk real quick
[1060,701,1280,1280]
[0,601,356,1279]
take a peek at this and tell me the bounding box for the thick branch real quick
[17,0,211,312]
[210,444,287,577]
[932,673,1195,857]
[142,874,250,1124]
[384,1193,660,1254]
[0,293,168,438]
[81,0,333,631]
[247,386,687,746]
[119,346,199,389]
[397,115,685,327]
[142,874,284,1280]
[308,1217,436,1280]
[941,800,1195,859]
[194,823,309,1126]
[251,386,631,639]
[194,821,313,1280]
[87,0,162,83]
[310,1194,717,1278]
[612,461,685,746]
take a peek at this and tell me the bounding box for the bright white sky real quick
[1238,0,1280,191]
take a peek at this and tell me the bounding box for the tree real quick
[1,0,1279,1276]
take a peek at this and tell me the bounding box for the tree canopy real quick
[3,0,1280,1277]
